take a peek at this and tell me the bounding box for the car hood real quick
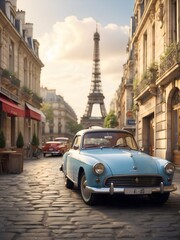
[81,149,159,175]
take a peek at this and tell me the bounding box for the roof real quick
[76,128,132,136]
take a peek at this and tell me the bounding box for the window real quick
[29,62,32,89]
[72,135,81,149]
[82,131,138,150]
[9,41,14,72]
[140,0,144,17]
[143,32,147,72]
[49,124,54,134]
[24,58,27,85]
[10,10,15,25]
[152,24,155,62]
[171,0,177,43]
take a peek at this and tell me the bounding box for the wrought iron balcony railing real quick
[134,43,180,98]
[159,43,180,77]
[1,69,20,88]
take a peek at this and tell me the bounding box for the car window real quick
[54,138,69,143]
[71,135,81,149]
[125,136,137,149]
[82,131,138,150]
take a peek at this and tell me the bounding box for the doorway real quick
[143,113,155,156]
[172,88,180,165]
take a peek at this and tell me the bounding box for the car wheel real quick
[148,192,170,204]
[43,153,46,157]
[65,177,74,189]
[80,172,97,205]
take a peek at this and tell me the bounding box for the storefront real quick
[0,95,24,147]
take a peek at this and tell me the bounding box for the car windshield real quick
[54,138,68,143]
[82,131,138,150]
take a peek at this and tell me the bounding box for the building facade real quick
[130,0,180,165]
[0,0,44,149]
[110,16,136,135]
[41,87,78,142]
[112,61,136,135]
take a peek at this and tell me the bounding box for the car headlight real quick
[93,163,105,175]
[165,163,175,175]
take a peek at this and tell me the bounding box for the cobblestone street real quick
[0,157,180,240]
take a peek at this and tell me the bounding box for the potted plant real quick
[31,133,39,148]
[31,133,39,158]
[15,131,25,159]
[8,131,24,173]
[0,130,6,150]
[16,132,24,148]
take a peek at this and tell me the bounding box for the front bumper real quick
[43,150,63,154]
[86,182,177,195]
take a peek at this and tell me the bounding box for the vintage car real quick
[54,137,70,151]
[42,140,67,157]
[60,128,177,205]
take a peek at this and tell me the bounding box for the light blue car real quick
[60,128,177,205]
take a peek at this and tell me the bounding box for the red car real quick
[54,137,70,151]
[42,140,67,157]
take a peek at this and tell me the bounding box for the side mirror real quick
[73,144,79,150]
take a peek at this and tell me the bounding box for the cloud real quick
[38,16,129,121]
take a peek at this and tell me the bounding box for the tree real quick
[66,121,83,135]
[41,103,53,124]
[104,111,118,128]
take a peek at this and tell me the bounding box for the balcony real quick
[158,43,180,84]
[134,63,158,99]
[32,92,42,107]
[0,69,20,102]
[134,43,180,100]
[1,69,20,89]
[21,86,42,107]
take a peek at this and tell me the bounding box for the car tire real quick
[65,177,74,189]
[43,153,46,157]
[80,172,97,205]
[148,192,170,204]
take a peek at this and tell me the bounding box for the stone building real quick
[113,63,136,135]
[110,16,136,135]
[130,0,180,165]
[0,0,44,148]
[40,87,77,142]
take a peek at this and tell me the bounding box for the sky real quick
[17,0,134,122]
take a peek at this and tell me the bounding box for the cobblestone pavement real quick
[0,157,180,240]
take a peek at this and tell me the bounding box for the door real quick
[172,89,180,165]
[143,113,154,156]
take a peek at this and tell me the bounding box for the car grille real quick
[105,175,163,187]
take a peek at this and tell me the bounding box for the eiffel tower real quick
[80,28,107,128]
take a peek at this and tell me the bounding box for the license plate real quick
[49,148,53,151]
[124,188,152,195]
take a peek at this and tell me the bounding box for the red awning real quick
[25,103,41,121]
[0,97,25,117]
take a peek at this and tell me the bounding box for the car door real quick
[66,135,81,182]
